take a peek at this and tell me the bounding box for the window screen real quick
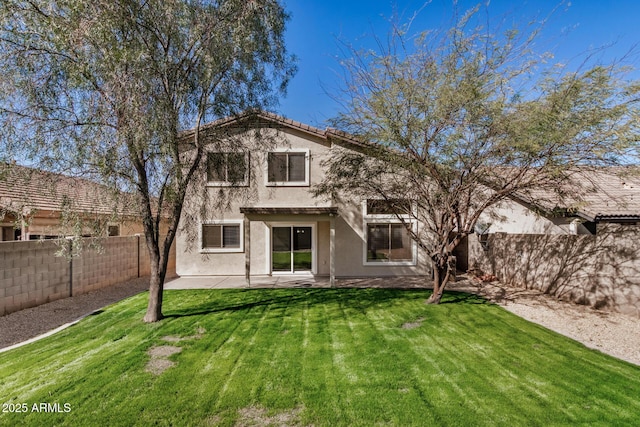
[267,152,307,182]
[366,223,412,262]
[202,224,240,249]
[207,152,247,183]
[366,199,411,215]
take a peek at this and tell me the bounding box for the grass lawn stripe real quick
[1,289,640,426]
[302,296,347,424]
[386,294,495,425]
[246,292,299,408]
[211,295,271,412]
[345,290,443,426]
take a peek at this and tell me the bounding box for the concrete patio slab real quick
[165,275,332,290]
[164,275,456,290]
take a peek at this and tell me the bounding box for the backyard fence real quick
[0,236,176,316]
[468,225,640,317]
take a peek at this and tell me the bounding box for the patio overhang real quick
[239,207,338,288]
[239,207,338,216]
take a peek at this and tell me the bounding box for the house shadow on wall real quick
[470,224,640,316]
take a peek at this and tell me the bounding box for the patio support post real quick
[244,217,251,287]
[330,215,335,287]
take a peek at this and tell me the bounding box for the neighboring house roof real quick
[513,168,640,222]
[570,170,640,221]
[0,163,139,218]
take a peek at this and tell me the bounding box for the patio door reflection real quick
[272,226,312,273]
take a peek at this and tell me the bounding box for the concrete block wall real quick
[468,226,640,317]
[0,235,176,316]
[72,237,139,294]
[0,240,70,316]
[136,236,177,279]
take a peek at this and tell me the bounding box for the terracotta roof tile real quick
[0,164,139,217]
[516,168,640,221]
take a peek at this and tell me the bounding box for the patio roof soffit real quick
[239,207,338,216]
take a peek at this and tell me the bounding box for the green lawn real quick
[1,289,639,426]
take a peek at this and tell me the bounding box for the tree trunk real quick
[143,244,166,322]
[143,269,164,322]
[426,258,451,304]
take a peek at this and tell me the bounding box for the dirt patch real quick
[146,358,176,375]
[402,317,424,329]
[148,345,182,358]
[146,345,182,375]
[205,415,222,426]
[235,405,306,427]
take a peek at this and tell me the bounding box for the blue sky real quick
[278,0,640,127]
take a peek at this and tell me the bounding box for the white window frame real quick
[266,222,317,275]
[362,199,417,266]
[206,152,250,187]
[265,148,310,187]
[362,199,416,218]
[200,220,244,253]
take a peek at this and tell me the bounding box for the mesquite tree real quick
[0,0,295,321]
[316,6,639,303]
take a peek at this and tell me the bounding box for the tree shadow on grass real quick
[162,288,489,319]
[440,291,490,305]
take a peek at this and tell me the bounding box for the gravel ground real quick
[456,280,640,366]
[0,277,150,350]
[1,277,639,366]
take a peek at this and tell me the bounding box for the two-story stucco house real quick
[175,112,430,285]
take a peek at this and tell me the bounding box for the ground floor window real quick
[1,226,18,241]
[201,222,242,252]
[28,234,59,240]
[365,222,414,264]
[108,225,120,237]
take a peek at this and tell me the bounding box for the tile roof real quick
[0,164,139,217]
[516,168,640,221]
[179,111,328,141]
[573,169,640,220]
[178,110,372,149]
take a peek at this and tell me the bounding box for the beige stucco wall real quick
[480,199,562,234]
[479,198,592,235]
[332,202,431,277]
[176,126,430,278]
[468,225,640,317]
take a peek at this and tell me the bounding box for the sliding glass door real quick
[272,226,313,273]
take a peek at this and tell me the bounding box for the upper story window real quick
[207,152,249,186]
[266,149,310,186]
